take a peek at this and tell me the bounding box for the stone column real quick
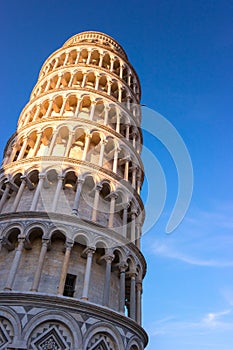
[4,236,25,290]
[75,51,81,64]
[32,132,43,157]
[59,97,67,115]
[99,54,103,67]
[75,99,81,117]
[119,64,123,79]
[98,140,107,167]
[136,173,141,195]
[55,74,62,89]
[112,147,119,173]
[63,52,69,66]
[95,75,100,90]
[136,281,142,324]
[81,247,95,300]
[89,102,96,121]
[129,271,137,320]
[119,262,128,313]
[52,175,64,212]
[30,174,45,211]
[118,86,122,102]
[122,203,129,238]
[9,143,18,163]
[104,106,110,125]
[32,105,41,122]
[30,238,50,291]
[132,131,137,148]
[132,166,138,189]
[91,184,102,222]
[102,254,114,306]
[125,124,130,140]
[68,74,75,87]
[108,193,118,228]
[17,137,27,160]
[116,111,121,133]
[124,157,130,181]
[53,57,59,70]
[48,131,58,156]
[86,50,92,65]
[130,208,137,243]
[135,222,141,249]
[72,179,84,215]
[110,57,114,71]
[82,134,91,161]
[12,177,27,212]
[0,183,10,213]
[81,74,87,88]
[128,74,132,86]
[64,131,74,157]
[44,79,51,93]
[45,99,54,117]
[57,241,74,295]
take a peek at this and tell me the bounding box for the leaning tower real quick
[0,31,148,350]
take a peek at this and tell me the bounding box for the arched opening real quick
[79,49,88,63]
[86,132,101,163]
[69,128,86,160]
[102,53,110,69]
[52,126,69,156]
[113,59,120,76]
[98,75,108,93]
[90,50,100,65]
[79,96,91,118]
[37,127,53,156]
[73,71,83,87]
[86,72,96,88]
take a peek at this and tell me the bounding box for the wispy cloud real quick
[147,309,233,337]
[145,203,233,267]
[152,243,233,267]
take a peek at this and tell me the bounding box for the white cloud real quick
[152,243,233,267]
[147,309,233,338]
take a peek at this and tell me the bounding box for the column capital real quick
[127,270,137,278]
[109,192,118,200]
[82,246,96,257]
[100,139,108,145]
[41,238,50,248]
[38,173,46,180]
[77,178,85,185]
[136,280,143,292]
[95,184,103,191]
[102,254,115,263]
[57,174,64,181]
[65,240,74,250]
[119,261,128,272]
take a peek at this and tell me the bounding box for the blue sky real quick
[1,1,233,349]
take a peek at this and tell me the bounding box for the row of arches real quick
[0,307,145,349]
[19,94,141,144]
[39,45,140,97]
[0,222,144,321]
[4,126,143,190]
[64,31,128,59]
[0,168,143,238]
[32,67,139,115]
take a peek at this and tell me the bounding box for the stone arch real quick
[83,322,124,350]
[0,306,22,347]
[73,230,91,247]
[126,337,144,350]
[23,310,81,349]
[52,125,69,156]
[25,223,46,242]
